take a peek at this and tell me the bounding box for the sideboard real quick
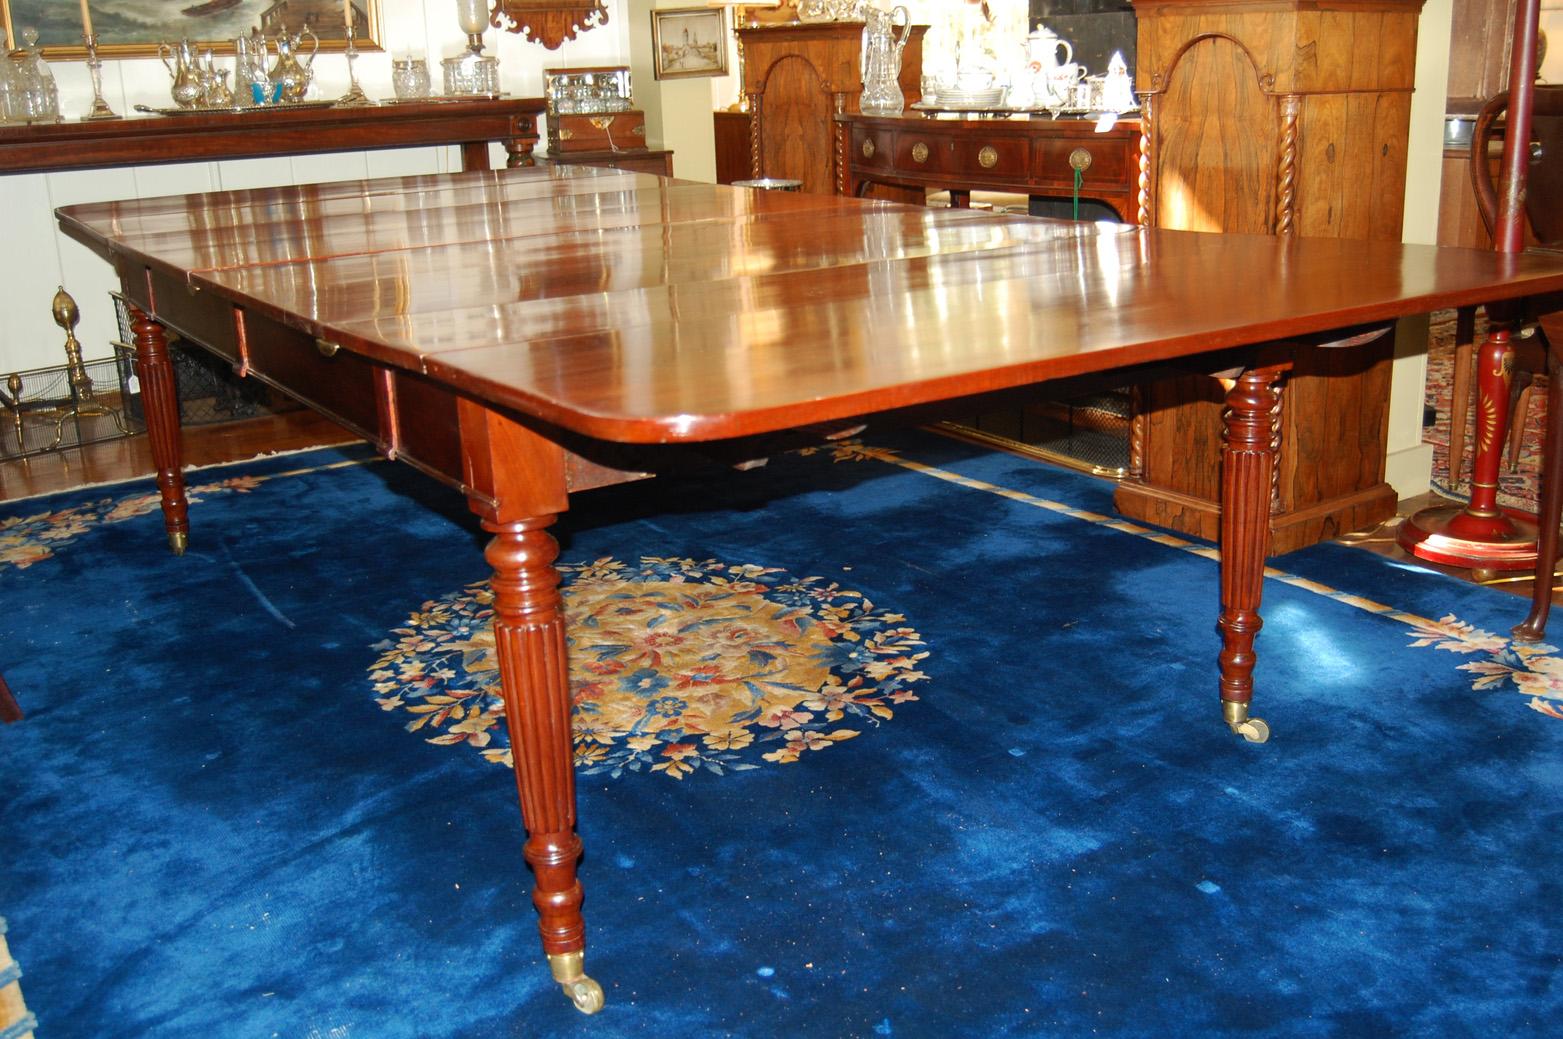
[0,98,546,175]
[836,112,1141,221]
[0,98,547,377]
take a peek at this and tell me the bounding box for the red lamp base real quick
[1397,503,1539,570]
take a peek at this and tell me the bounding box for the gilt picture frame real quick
[650,6,728,80]
[0,0,383,60]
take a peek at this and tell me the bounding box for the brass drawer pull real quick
[978,145,998,169]
[861,138,876,159]
[911,141,929,164]
[1069,147,1093,172]
[315,338,342,358]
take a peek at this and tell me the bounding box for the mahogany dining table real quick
[53,165,1563,1013]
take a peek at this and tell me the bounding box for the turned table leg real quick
[485,516,601,1014]
[456,399,598,1013]
[1217,365,1284,744]
[129,306,189,555]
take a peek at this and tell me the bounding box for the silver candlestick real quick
[336,23,372,106]
[82,33,121,120]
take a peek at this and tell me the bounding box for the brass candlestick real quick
[82,33,122,120]
[49,286,126,447]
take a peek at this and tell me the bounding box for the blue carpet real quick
[1,429,1559,1038]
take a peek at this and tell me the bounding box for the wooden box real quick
[547,110,647,153]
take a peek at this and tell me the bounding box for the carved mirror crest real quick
[491,0,610,49]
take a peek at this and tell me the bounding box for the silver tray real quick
[912,100,1139,118]
[133,101,338,116]
[378,94,508,104]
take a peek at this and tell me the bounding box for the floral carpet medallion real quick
[370,556,930,779]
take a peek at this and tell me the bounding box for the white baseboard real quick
[1386,440,1435,501]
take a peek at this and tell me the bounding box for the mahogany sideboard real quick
[0,97,546,176]
[55,164,1563,1014]
[836,112,1141,221]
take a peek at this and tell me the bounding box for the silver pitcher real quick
[269,23,319,103]
[158,38,204,109]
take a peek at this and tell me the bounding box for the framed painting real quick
[0,0,383,60]
[650,6,728,80]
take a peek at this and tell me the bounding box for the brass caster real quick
[548,951,605,1015]
[168,531,188,556]
[563,976,605,1015]
[1232,717,1270,743]
[1222,701,1270,744]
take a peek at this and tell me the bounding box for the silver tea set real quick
[159,24,319,110]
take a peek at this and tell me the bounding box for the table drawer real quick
[894,134,947,173]
[853,128,895,170]
[950,136,1029,179]
[241,312,381,439]
[147,269,240,365]
[391,368,463,483]
[1035,138,1132,189]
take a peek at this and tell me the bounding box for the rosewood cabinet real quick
[1116,0,1423,553]
[738,21,925,195]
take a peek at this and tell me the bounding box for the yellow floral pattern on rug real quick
[369,556,929,779]
[1403,615,1563,719]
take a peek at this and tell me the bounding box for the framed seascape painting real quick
[650,6,728,80]
[1,0,383,59]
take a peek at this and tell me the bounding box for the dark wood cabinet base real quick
[1115,342,1400,554]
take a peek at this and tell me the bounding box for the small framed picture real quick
[650,6,728,80]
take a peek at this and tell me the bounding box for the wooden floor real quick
[0,411,351,503]
[3,413,1559,608]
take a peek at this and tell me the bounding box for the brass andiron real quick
[49,286,127,448]
[1,373,23,455]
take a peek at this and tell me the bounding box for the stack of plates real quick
[930,87,1005,108]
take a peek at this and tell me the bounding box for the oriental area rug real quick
[1,428,1559,1038]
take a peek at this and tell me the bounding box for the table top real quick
[56,164,1563,444]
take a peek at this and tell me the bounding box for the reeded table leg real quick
[456,400,599,1013]
[1217,365,1284,743]
[129,306,189,555]
[486,516,600,1015]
